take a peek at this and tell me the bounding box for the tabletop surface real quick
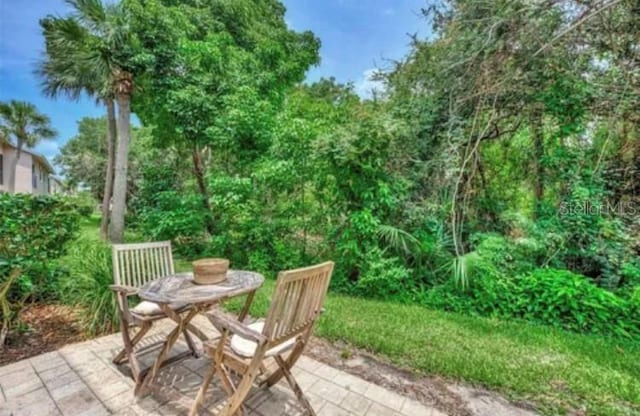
[138,270,264,304]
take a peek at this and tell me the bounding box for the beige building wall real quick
[49,177,64,194]
[0,143,54,195]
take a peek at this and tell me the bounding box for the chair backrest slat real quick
[263,262,334,344]
[112,241,175,288]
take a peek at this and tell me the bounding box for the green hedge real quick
[421,268,640,339]
[0,193,80,343]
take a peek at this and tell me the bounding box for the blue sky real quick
[0,0,428,167]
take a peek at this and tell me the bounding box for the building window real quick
[32,164,37,188]
[0,155,3,185]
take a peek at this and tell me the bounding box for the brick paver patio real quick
[0,315,444,416]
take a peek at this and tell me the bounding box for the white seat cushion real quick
[230,321,296,358]
[130,300,187,316]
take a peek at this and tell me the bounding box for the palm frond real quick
[65,0,108,35]
[451,251,481,291]
[37,15,115,100]
[377,224,422,256]
[0,100,56,147]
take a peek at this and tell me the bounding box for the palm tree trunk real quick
[100,98,117,239]
[109,93,131,243]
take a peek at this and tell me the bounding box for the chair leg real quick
[262,340,306,387]
[219,364,248,416]
[113,322,151,365]
[275,355,317,416]
[115,320,150,385]
[219,359,262,416]
[189,364,218,416]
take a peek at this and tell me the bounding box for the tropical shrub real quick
[137,191,208,257]
[57,238,119,336]
[472,233,546,277]
[353,247,412,299]
[552,178,636,288]
[206,174,309,273]
[420,276,518,318]
[514,268,639,338]
[421,267,639,338]
[0,194,79,345]
[420,249,517,317]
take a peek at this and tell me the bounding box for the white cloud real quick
[355,68,386,99]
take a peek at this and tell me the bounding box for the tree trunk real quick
[100,98,117,240]
[7,143,22,193]
[531,111,544,219]
[191,145,215,235]
[109,93,132,243]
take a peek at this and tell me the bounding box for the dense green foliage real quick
[10,0,635,412]
[423,267,640,338]
[50,0,640,340]
[0,194,79,344]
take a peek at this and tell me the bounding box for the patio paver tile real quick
[49,379,87,401]
[1,387,57,416]
[317,401,353,416]
[365,402,402,416]
[309,379,350,405]
[2,376,43,398]
[291,368,321,390]
[38,363,73,380]
[31,351,67,372]
[0,359,32,378]
[363,383,406,411]
[40,368,82,390]
[54,386,106,416]
[0,364,36,391]
[295,355,323,373]
[90,377,131,402]
[103,390,137,413]
[4,396,61,416]
[332,372,371,395]
[0,319,442,416]
[339,391,372,416]
[314,363,342,381]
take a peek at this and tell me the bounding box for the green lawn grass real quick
[84,221,638,416]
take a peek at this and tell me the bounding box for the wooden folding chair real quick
[110,241,199,386]
[189,261,334,416]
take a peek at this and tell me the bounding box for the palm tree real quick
[38,0,134,243]
[38,14,117,240]
[0,101,56,193]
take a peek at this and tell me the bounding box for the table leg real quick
[135,306,200,397]
[238,291,256,323]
